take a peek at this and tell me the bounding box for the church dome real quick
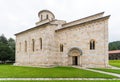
[38,10,55,21]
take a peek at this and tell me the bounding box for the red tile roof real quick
[109,50,120,54]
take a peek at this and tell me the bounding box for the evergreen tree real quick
[8,38,15,61]
[0,34,8,44]
[0,42,10,63]
[109,41,120,50]
[0,34,15,63]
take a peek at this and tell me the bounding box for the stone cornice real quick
[15,20,59,36]
[55,15,110,32]
[63,12,104,28]
[15,22,50,36]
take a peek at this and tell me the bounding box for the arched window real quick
[60,44,63,52]
[41,15,43,20]
[32,39,35,52]
[46,14,49,19]
[19,42,21,52]
[90,40,95,50]
[40,38,42,50]
[25,41,27,52]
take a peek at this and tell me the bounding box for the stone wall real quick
[15,24,58,66]
[55,18,109,68]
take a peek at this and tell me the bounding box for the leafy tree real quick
[0,43,10,63]
[0,35,15,63]
[8,38,15,49]
[109,41,120,51]
[0,51,9,63]
[0,34,8,44]
[8,38,15,61]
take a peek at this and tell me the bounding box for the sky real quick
[0,0,120,42]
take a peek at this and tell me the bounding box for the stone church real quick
[14,10,110,68]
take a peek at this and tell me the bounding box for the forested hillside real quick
[109,41,120,51]
[0,34,15,63]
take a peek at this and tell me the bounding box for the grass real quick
[0,64,116,78]
[0,80,120,82]
[109,60,120,67]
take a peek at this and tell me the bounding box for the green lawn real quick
[0,64,116,78]
[109,60,120,67]
[0,80,120,82]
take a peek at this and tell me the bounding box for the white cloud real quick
[0,0,119,42]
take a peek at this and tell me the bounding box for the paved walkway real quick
[110,66,120,69]
[73,66,120,78]
[0,78,120,80]
[85,68,120,77]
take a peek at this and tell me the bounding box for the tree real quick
[8,38,15,61]
[0,35,15,63]
[109,41,120,50]
[8,38,15,49]
[0,43,10,63]
[0,51,9,63]
[0,34,8,44]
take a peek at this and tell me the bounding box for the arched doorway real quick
[68,47,82,66]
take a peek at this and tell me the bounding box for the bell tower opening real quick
[36,10,55,26]
[38,10,55,21]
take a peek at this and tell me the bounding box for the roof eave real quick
[15,22,50,36]
[55,15,110,32]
